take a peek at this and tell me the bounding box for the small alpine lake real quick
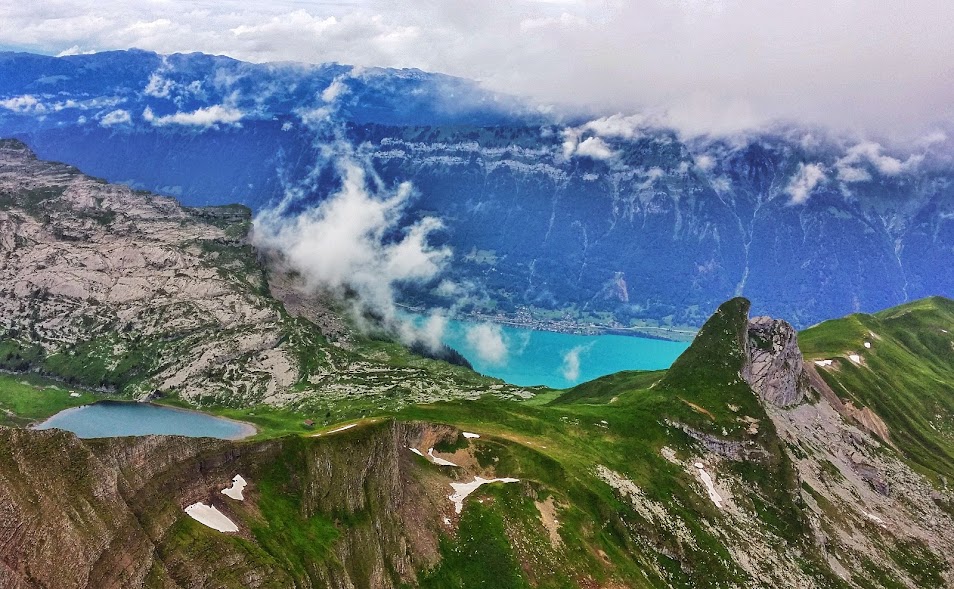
[435,318,692,389]
[33,401,256,439]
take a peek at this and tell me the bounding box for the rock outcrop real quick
[743,315,809,407]
[0,141,526,410]
[0,422,469,589]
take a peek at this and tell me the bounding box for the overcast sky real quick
[3,0,953,137]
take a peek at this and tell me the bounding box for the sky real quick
[2,0,953,136]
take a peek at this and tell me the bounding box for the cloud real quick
[0,95,45,114]
[142,104,244,127]
[321,76,350,103]
[834,141,923,183]
[560,345,586,382]
[5,1,954,137]
[416,311,449,351]
[575,136,614,160]
[55,45,95,57]
[785,162,826,205]
[561,128,614,160]
[694,154,716,172]
[582,114,647,139]
[252,155,451,329]
[99,109,131,126]
[144,72,175,98]
[465,323,508,365]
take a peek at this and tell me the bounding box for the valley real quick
[1,50,952,331]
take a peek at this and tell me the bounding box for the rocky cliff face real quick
[0,141,525,410]
[743,315,809,407]
[0,421,473,589]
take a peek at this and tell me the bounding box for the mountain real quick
[0,139,524,423]
[1,50,952,330]
[799,296,954,483]
[0,152,951,587]
[3,287,953,588]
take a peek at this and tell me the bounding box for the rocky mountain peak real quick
[743,315,808,407]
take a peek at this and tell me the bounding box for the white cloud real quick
[582,114,647,139]
[5,1,954,136]
[918,130,948,146]
[785,162,826,205]
[417,311,448,351]
[55,45,94,57]
[694,154,716,172]
[560,345,586,382]
[142,104,244,127]
[835,165,871,184]
[252,157,451,327]
[144,72,174,98]
[638,166,666,190]
[99,108,131,126]
[835,141,923,183]
[574,136,614,160]
[465,323,508,365]
[321,76,349,103]
[562,128,615,160]
[0,95,45,113]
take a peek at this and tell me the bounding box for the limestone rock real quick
[743,315,809,407]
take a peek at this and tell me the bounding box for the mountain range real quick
[1,49,952,329]
[0,143,953,588]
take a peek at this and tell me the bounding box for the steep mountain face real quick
[1,50,952,328]
[799,296,954,482]
[3,297,953,589]
[0,421,467,588]
[0,140,522,412]
[744,316,809,407]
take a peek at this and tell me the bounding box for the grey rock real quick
[743,315,809,407]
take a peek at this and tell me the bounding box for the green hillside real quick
[800,296,954,482]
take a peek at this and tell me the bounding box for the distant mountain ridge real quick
[1,49,952,328]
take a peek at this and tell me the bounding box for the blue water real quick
[437,318,691,389]
[34,402,255,439]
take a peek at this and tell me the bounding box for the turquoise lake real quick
[33,402,256,439]
[438,318,692,389]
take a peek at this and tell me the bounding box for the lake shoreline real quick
[31,400,258,440]
[395,304,697,342]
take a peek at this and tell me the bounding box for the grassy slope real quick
[0,372,98,427]
[393,298,824,588]
[799,296,954,483]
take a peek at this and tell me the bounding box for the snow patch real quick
[462,432,480,439]
[694,463,723,508]
[449,477,520,513]
[428,447,460,467]
[849,354,862,364]
[814,359,834,367]
[327,423,357,434]
[408,447,425,457]
[184,502,239,532]
[221,475,247,501]
[863,341,871,349]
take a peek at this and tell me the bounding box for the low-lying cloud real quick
[99,109,131,126]
[465,323,508,366]
[835,142,923,183]
[786,163,826,205]
[560,345,586,383]
[142,104,245,127]
[252,155,451,334]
